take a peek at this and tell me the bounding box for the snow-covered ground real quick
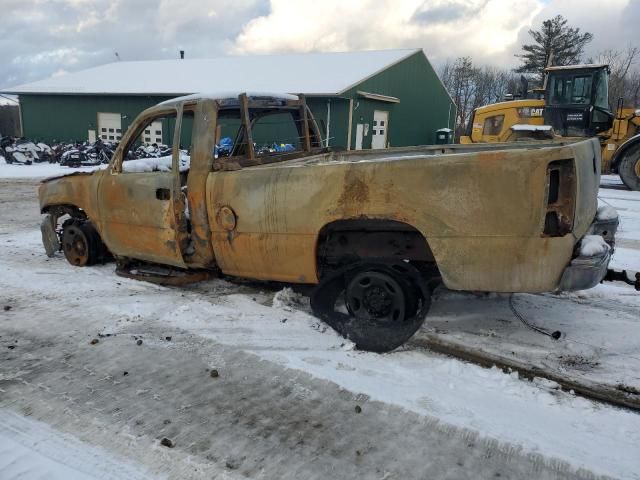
[0,411,155,479]
[1,169,640,479]
[0,161,103,178]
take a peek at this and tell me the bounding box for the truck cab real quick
[543,64,614,137]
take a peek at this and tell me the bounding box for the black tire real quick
[311,262,431,353]
[61,220,107,266]
[618,147,640,191]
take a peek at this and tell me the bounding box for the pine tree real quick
[516,15,593,83]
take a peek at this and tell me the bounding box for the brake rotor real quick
[62,223,90,266]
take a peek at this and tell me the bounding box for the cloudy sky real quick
[1,0,637,90]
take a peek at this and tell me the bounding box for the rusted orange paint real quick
[39,95,601,294]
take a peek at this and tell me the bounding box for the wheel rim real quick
[62,225,89,266]
[634,157,640,178]
[346,271,405,323]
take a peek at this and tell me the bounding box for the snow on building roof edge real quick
[1,49,422,96]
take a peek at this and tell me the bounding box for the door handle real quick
[156,188,170,200]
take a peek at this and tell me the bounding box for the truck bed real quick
[292,139,592,167]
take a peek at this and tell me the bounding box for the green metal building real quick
[2,49,455,149]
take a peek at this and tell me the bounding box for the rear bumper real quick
[558,212,619,291]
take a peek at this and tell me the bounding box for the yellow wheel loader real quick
[460,64,640,190]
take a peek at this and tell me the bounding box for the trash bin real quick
[435,128,453,145]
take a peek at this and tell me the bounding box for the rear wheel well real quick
[316,219,439,281]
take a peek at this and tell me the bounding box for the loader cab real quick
[543,64,614,137]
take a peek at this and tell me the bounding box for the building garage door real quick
[143,121,163,145]
[97,112,122,142]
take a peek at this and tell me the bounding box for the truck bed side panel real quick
[206,139,600,292]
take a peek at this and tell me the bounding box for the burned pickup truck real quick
[39,93,620,352]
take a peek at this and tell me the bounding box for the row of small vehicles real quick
[0,137,118,167]
[1,135,295,167]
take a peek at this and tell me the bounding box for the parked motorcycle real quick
[59,139,115,167]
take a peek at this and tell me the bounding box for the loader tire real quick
[618,147,640,192]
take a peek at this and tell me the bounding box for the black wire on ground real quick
[508,294,562,340]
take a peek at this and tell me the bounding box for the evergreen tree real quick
[516,15,593,83]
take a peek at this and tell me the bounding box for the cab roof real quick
[158,92,299,108]
[544,64,609,72]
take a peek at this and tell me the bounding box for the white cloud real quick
[523,0,631,58]
[231,0,543,66]
[231,0,636,69]
[11,48,82,66]
[1,0,636,89]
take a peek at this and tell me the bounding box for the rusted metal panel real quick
[38,172,101,220]
[184,100,217,267]
[299,94,311,152]
[97,171,186,267]
[239,93,256,162]
[206,138,600,292]
[38,93,602,295]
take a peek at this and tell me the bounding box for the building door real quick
[355,124,364,150]
[371,110,389,149]
[97,112,122,142]
[143,121,163,145]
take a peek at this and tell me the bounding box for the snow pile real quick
[272,287,308,310]
[0,155,5,164]
[122,151,190,173]
[596,205,618,221]
[579,235,610,257]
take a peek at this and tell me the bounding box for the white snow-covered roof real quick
[3,49,421,96]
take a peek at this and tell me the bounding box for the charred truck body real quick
[39,93,620,352]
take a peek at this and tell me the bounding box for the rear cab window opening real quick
[215,107,313,164]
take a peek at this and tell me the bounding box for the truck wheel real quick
[618,147,640,191]
[61,220,105,266]
[311,262,431,353]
